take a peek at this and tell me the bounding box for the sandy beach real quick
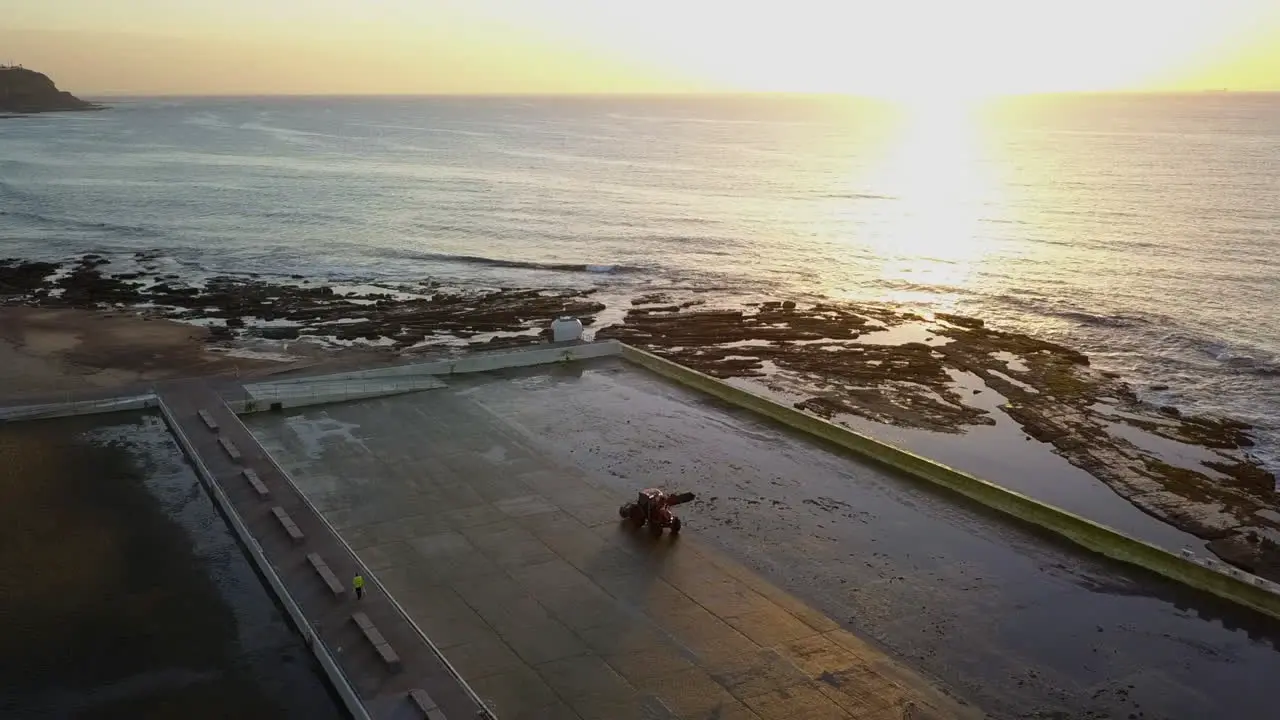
[0,305,400,401]
[0,306,247,395]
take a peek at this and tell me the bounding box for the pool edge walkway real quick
[157,378,490,720]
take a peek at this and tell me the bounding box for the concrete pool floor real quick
[0,412,345,719]
[246,358,1280,720]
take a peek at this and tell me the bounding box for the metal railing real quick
[0,391,158,422]
[225,376,448,413]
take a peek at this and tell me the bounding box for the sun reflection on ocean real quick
[841,99,1005,308]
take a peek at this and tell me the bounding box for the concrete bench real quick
[408,689,447,719]
[198,409,219,431]
[352,612,402,672]
[218,436,241,461]
[270,506,305,543]
[242,468,270,499]
[306,552,345,597]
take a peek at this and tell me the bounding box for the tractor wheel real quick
[650,521,665,536]
[618,504,629,519]
[670,517,682,534]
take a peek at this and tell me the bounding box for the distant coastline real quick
[0,66,102,114]
[18,90,1280,103]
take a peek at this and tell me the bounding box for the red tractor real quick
[619,488,696,534]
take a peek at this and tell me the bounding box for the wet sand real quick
[0,306,402,402]
[0,411,345,719]
[0,307,290,397]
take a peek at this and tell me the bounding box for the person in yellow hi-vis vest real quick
[353,574,365,600]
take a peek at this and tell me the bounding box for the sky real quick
[2,0,1280,97]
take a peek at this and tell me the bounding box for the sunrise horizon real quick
[5,0,1280,98]
[5,3,1280,720]
[72,88,1280,98]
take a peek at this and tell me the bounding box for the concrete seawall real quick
[0,393,157,422]
[234,376,448,413]
[0,343,621,423]
[617,344,1280,622]
[258,341,624,387]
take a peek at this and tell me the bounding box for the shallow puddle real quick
[855,322,952,346]
[1105,420,1234,481]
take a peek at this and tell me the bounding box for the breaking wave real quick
[1202,341,1280,376]
[1053,309,1151,329]
[370,249,642,275]
[0,209,160,239]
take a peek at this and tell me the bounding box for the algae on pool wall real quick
[0,411,344,720]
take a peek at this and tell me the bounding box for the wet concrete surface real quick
[0,411,345,720]
[247,381,976,719]
[159,380,492,719]
[245,359,1280,720]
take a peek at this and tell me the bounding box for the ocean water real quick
[1,94,1277,470]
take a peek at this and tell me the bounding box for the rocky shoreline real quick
[4,254,1278,580]
[1,254,605,351]
[600,294,1280,581]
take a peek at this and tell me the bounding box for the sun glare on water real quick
[845,97,1004,306]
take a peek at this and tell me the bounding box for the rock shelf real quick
[600,301,1280,580]
[2,255,605,351]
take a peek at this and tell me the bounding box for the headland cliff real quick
[0,66,99,113]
